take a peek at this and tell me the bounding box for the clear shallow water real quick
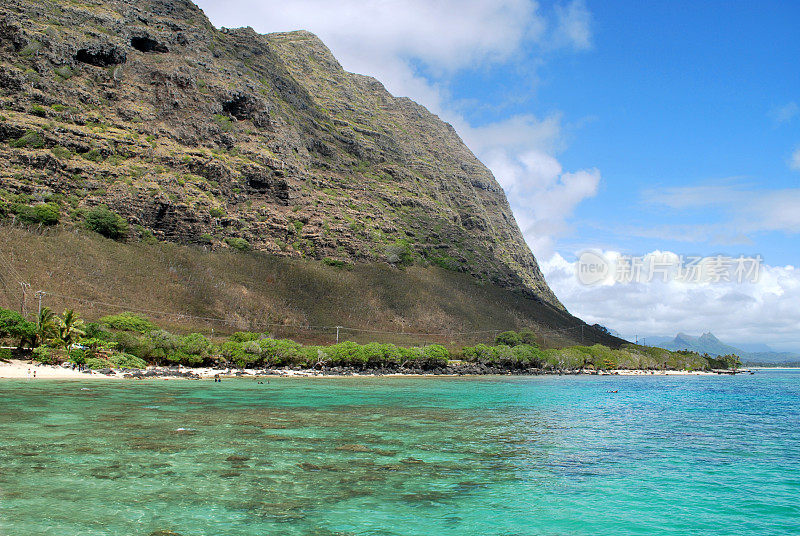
[0,371,798,536]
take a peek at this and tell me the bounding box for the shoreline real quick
[0,360,745,380]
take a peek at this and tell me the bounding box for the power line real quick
[0,251,25,286]
[41,289,589,340]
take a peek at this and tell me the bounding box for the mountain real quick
[0,0,621,345]
[669,333,741,356]
[732,342,773,353]
[649,332,800,364]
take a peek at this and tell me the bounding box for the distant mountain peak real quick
[649,332,800,364]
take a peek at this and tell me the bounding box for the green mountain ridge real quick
[0,0,559,305]
[0,0,620,345]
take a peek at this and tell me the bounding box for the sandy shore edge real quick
[0,360,734,380]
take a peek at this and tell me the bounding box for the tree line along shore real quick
[0,307,743,374]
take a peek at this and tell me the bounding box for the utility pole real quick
[336,326,341,344]
[35,290,45,317]
[20,282,30,316]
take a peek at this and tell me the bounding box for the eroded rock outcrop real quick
[0,0,562,308]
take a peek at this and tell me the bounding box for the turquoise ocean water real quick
[1,371,798,535]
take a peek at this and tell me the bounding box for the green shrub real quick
[428,255,458,271]
[50,146,73,160]
[260,338,303,366]
[213,114,233,132]
[84,357,111,370]
[81,149,104,162]
[461,343,543,368]
[462,344,493,362]
[225,237,251,251]
[511,344,545,367]
[385,239,414,266]
[0,309,36,347]
[10,130,45,148]
[220,341,249,368]
[209,207,225,218]
[495,331,523,347]
[221,338,272,368]
[0,308,28,337]
[108,353,147,369]
[170,333,213,365]
[421,345,450,367]
[361,342,401,366]
[229,332,261,343]
[54,65,74,79]
[14,203,60,225]
[110,330,150,357]
[0,347,12,360]
[99,312,156,333]
[30,104,48,117]
[33,346,58,365]
[398,346,423,365]
[85,205,129,240]
[322,257,347,268]
[327,341,367,367]
[20,40,42,55]
[144,329,179,363]
[137,228,157,245]
[518,328,539,346]
[82,323,107,340]
[68,347,86,365]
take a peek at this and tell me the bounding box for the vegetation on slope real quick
[0,0,559,306]
[0,307,741,373]
[0,225,620,348]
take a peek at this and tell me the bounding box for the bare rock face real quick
[0,0,563,309]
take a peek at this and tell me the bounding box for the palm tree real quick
[35,307,58,347]
[57,309,86,350]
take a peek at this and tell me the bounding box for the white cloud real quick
[791,147,800,171]
[195,0,599,259]
[553,0,593,50]
[455,114,600,257]
[642,179,749,209]
[541,251,800,351]
[197,0,545,113]
[771,102,799,124]
[641,182,800,236]
[461,115,600,257]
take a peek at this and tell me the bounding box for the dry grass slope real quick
[0,225,623,348]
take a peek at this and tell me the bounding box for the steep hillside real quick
[0,226,624,348]
[0,0,559,306]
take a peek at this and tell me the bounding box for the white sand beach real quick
[0,359,733,380]
[0,360,325,380]
[0,360,123,379]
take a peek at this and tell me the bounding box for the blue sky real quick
[197,0,800,349]
[450,0,800,263]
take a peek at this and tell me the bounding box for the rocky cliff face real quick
[0,0,562,308]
